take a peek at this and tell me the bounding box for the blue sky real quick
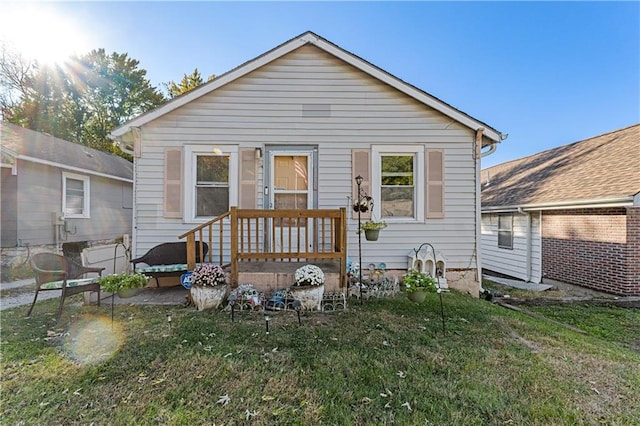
[2,1,638,167]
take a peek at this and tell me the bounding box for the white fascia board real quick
[482,196,634,213]
[18,155,133,183]
[110,31,504,143]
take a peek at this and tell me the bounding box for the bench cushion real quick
[41,277,100,290]
[136,263,201,274]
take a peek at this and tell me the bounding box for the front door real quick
[265,148,316,251]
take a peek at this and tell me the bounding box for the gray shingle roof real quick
[1,122,132,181]
[482,123,640,208]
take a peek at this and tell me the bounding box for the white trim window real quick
[62,172,90,218]
[498,213,514,249]
[371,145,424,222]
[184,145,238,222]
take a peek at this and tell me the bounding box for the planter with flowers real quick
[289,264,325,311]
[189,263,228,310]
[358,220,387,241]
[98,272,149,298]
[403,269,438,303]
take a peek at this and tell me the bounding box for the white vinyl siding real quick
[62,172,90,218]
[481,212,542,283]
[132,46,479,275]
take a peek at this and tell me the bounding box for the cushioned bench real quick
[131,242,209,287]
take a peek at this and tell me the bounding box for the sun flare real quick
[0,4,92,65]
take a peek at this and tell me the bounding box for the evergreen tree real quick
[164,68,215,99]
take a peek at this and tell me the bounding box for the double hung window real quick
[372,146,424,221]
[62,172,90,218]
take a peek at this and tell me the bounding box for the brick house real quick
[480,123,639,296]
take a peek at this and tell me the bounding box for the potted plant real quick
[402,269,438,303]
[189,263,228,310]
[290,264,325,310]
[98,272,149,298]
[358,220,387,241]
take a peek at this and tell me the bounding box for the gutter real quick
[482,196,634,213]
[476,128,508,293]
[109,127,140,157]
[475,129,484,291]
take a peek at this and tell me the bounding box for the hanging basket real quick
[117,288,139,299]
[364,229,380,241]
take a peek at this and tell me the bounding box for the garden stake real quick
[414,242,447,336]
[293,300,302,325]
[438,290,446,336]
[229,294,237,322]
[111,293,115,328]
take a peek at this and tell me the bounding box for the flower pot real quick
[289,284,325,311]
[407,290,427,303]
[364,229,380,241]
[117,288,139,299]
[190,285,228,311]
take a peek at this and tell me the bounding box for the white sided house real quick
[110,31,506,296]
[481,124,640,296]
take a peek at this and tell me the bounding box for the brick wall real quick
[542,207,639,296]
[625,207,640,295]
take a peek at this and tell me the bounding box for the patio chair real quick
[27,252,105,322]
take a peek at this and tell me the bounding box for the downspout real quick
[519,207,532,282]
[474,128,485,293]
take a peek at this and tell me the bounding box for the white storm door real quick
[268,151,313,252]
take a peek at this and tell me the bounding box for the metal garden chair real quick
[27,252,105,323]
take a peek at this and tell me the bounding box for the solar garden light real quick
[264,310,270,334]
[293,300,302,325]
[166,312,172,332]
[228,294,237,322]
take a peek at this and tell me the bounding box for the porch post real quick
[230,206,239,286]
[186,233,196,270]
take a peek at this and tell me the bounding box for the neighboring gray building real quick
[1,122,133,271]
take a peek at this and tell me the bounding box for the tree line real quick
[0,42,213,159]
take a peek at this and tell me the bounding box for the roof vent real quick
[302,104,331,118]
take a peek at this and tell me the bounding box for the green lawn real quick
[1,292,639,425]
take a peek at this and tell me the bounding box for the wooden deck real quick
[180,207,347,288]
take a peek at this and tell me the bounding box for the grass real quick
[1,292,639,425]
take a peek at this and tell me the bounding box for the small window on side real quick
[498,214,513,249]
[63,172,90,218]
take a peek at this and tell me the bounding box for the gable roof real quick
[481,123,640,210]
[1,121,133,182]
[110,31,506,144]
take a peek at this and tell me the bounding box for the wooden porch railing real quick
[179,207,347,287]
